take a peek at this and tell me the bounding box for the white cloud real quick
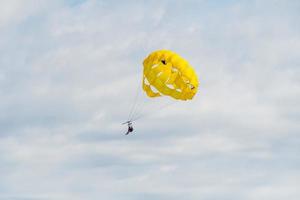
[0,0,59,28]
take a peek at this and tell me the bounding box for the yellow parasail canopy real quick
[142,50,199,100]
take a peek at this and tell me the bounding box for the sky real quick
[0,0,300,199]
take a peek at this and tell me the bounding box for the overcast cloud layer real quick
[0,0,300,199]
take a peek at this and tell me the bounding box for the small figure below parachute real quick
[123,121,134,135]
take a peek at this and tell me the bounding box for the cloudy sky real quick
[0,0,300,199]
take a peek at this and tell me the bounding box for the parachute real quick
[142,50,199,100]
[125,50,199,126]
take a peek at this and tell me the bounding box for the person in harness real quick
[125,121,134,135]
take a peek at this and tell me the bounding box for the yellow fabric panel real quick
[170,90,183,100]
[161,86,172,95]
[143,80,161,97]
[166,71,178,84]
[158,72,170,83]
[152,64,166,74]
[190,77,198,88]
[147,71,157,84]
[174,76,186,89]
[142,50,199,100]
